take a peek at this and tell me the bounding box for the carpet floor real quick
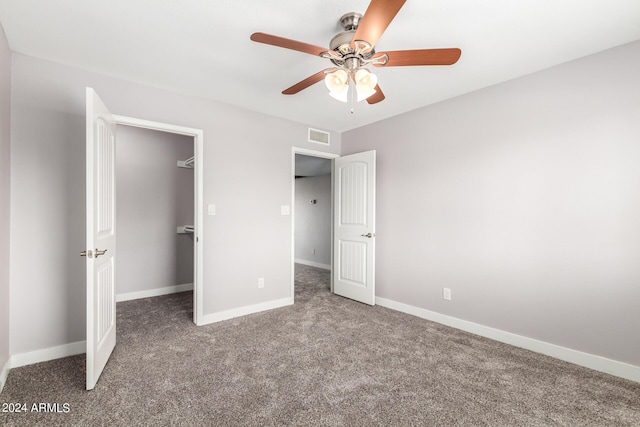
[1,264,639,426]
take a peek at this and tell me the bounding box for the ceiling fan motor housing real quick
[329,12,374,67]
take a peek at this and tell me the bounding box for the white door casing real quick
[290,147,340,300]
[85,88,117,390]
[112,115,204,326]
[333,150,376,305]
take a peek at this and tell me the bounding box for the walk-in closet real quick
[115,125,195,308]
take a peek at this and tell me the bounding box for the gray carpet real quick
[1,264,639,426]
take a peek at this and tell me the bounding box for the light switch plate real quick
[280,205,290,216]
[207,204,216,216]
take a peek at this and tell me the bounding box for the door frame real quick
[291,147,339,300]
[113,115,204,325]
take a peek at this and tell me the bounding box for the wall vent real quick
[308,128,330,145]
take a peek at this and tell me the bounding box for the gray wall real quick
[342,41,640,367]
[116,126,194,295]
[0,22,11,376]
[9,53,340,355]
[294,175,331,267]
[6,32,638,373]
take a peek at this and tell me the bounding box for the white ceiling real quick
[0,0,639,133]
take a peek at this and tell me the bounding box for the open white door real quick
[333,150,376,305]
[84,88,117,390]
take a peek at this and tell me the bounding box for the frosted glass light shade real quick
[324,69,349,102]
[354,68,378,102]
[329,89,349,102]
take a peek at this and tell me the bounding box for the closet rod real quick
[177,225,195,234]
[177,156,195,169]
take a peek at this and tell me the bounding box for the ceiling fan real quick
[250,0,461,105]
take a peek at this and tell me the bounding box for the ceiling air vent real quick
[308,128,330,145]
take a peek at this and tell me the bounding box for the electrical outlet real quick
[443,287,452,301]
[258,278,265,289]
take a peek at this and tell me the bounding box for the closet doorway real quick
[113,115,204,325]
[291,148,338,300]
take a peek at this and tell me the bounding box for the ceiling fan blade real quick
[282,70,330,95]
[366,84,385,104]
[250,32,326,57]
[373,48,462,67]
[351,0,406,49]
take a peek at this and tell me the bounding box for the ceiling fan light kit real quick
[250,0,461,108]
[324,69,349,102]
[354,68,378,102]
[324,66,378,104]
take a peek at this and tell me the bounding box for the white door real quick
[84,88,117,390]
[333,150,376,305]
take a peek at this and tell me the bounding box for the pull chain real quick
[350,80,355,114]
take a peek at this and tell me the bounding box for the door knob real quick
[95,248,108,258]
[361,233,373,238]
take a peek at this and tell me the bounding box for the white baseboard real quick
[376,297,640,384]
[116,283,193,302]
[10,341,85,369]
[0,356,10,394]
[5,295,292,375]
[294,259,331,270]
[199,297,293,326]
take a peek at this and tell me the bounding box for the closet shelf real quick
[177,156,194,169]
[177,225,195,234]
